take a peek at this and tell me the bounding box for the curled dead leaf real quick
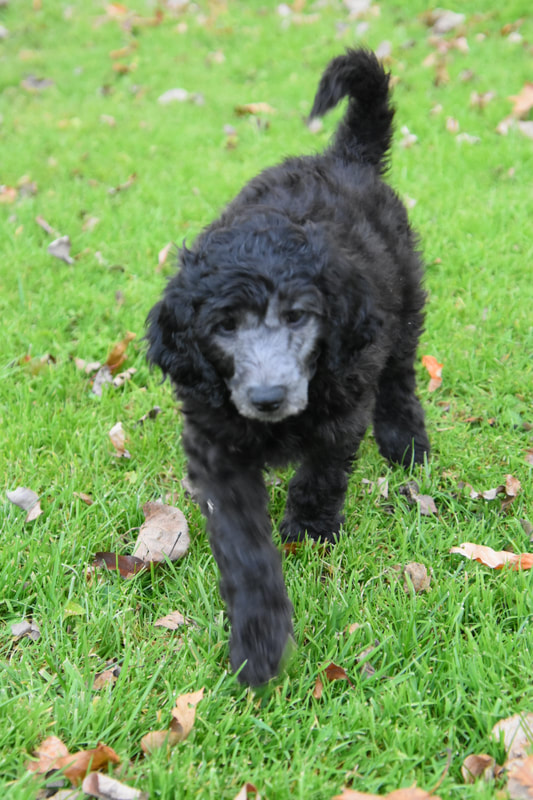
[132,502,189,563]
[109,421,130,458]
[106,332,136,373]
[450,543,533,571]
[234,102,276,116]
[28,737,120,786]
[332,784,441,799]
[491,713,533,761]
[461,753,500,783]
[6,486,43,522]
[82,771,148,799]
[92,552,146,579]
[403,562,431,593]
[154,610,188,629]
[48,235,74,264]
[421,355,443,392]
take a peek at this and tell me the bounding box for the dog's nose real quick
[248,385,287,413]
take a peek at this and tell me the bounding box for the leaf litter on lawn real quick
[92,501,189,579]
[140,688,204,754]
[27,736,120,786]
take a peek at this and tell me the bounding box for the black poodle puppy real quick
[147,49,430,686]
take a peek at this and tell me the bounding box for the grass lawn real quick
[1,1,532,798]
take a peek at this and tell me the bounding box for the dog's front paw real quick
[229,599,294,686]
[280,515,342,544]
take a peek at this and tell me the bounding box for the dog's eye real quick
[215,317,237,335]
[284,309,308,327]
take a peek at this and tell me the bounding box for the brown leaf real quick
[82,772,147,799]
[92,552,146,578]
[157,242,173,272]
[105,331,136,373]
[34,215,56,234]
[450,543,533,570]
[28,739,119,786]
[74,492,94,505]
[170,688,204,740]
[461,753,499,783]
[132,502,189,563]
[415,494,438,516]
[108,174,136,195]
[507,755,533,799]
[60,744,120,785]
[421,355,443,392]
[491,713,533,761]
[0,185,17,203]
[109,421,130,458]
[314,662,354,697]
[154,610,187,629]
[27,735,69,774]
[332,785,441,799]
[509,83,533,118]
[233,783,261,800]
[92,668,118,690]
[234,102,276,116]
[403,562,431,593]
[140,728,182,755]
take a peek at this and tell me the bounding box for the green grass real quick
[1,1,532,798]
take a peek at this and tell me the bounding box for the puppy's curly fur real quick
[147,49,430,686]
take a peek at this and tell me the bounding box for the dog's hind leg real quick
[372,355,429,467]
[280,428,366,544]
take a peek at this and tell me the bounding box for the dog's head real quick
[146,211,380,420]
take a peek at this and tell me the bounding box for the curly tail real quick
[309,48,394,173]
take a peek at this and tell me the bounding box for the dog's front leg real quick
[186,444,293,686]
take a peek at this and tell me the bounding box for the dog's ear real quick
[146,292,226,408]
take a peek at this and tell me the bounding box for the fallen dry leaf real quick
[108,174,136,195]
[170,688,204,738]
[93,668,119,691]
[154,610,187,629]
[403,562,431,593]
[450,542,533,570]
[105,331,136,373]
[92,365,113,396]
[109,421,130,458]
[48,235,74,265]
[132,502,189,563]
[74,492,94,505]
[507,755,533,799]
[234,102,276,116]
[508,83,533,118]
[11,619,41,641]
[461,753,500,783]
[491,713,533,761]
[92,552,146,579]
[233,784,261,800]
[112,367,137,388]
[158,87,189,104]
[399,482,437,516]
[421,355,443,392]
[28,738,120,786]
[313,662,354,698]
[27,735,69,773]
[82,771,147,800]
[157,242,173,271]
[0,185,18,203]
[141,688,204,754]
[6,486,43,522]
[332,785,441,799]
